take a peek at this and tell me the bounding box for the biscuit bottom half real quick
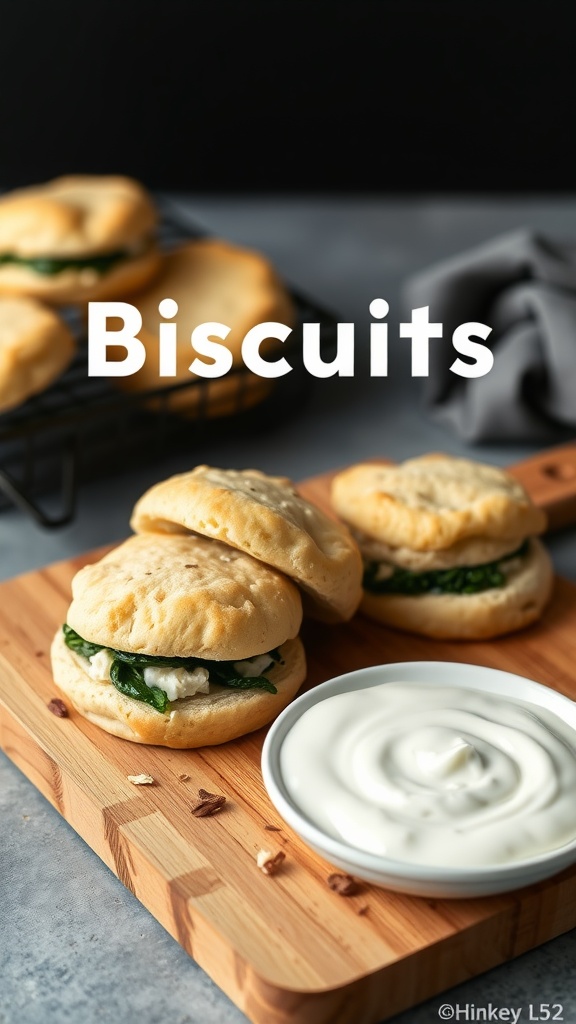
[360,538,553,640]
[50,631,306,747]
[0,248,161,305]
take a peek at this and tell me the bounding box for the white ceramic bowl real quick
[261,661,576,898]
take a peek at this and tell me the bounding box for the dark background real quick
[1,0,574,192]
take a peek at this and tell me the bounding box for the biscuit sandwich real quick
[51,533,305,747]
[130,464,364,622]
[0,297,75,412]
[117,239,295,416]
[331,454,552,639]
[0,175,160,304]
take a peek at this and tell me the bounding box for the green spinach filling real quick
[63,624,282,714]
[0,250,130,277]
[363,541,529,597]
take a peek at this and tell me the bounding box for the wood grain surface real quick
[1,451,576,1024]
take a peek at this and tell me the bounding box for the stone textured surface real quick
[2,196,576,1024]
[0,760,245,1024]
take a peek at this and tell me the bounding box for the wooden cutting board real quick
[2,444,576,1024]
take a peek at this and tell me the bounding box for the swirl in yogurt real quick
[279,684,576,866]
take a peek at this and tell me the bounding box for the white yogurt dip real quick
[279,683,576,867]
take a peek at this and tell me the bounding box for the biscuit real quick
[360,538,553,639]
[0,297,75,412]
[130,466,364,622]
[67,533,303,660]
[51,629,306,747]
[331,455,547,552]
[114,239,293,414]
[0,175,159,304]
[354,531,524,572]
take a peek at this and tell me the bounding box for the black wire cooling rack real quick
[0,204,338,527]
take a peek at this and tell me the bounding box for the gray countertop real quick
[1,196,576,1024]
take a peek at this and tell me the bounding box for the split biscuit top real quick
[0,297,75,412]
[331,454,547,553]
[66,533,303,661]
[131,465,364,622]
[0,175,157,257]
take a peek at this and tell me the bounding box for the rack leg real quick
[0,440,77,529]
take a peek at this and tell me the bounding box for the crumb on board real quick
[178,773,191,782]
[327,873,360,896]
[191,789,226,816]
[264,825,283,832]
[256,849,286,875]
[47,698,68,718]
[127,774,155,786]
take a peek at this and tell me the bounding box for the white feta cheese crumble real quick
[232,654,274,678]
[142,665,210,700]
[83,648,211,702]
[87,648,115,681]
[373,562,394,581]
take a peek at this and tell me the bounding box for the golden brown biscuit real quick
[0,175,159,304]
[51,630,306,747]
[67,533,303,660]
[360,538,553,639]
[53,532,306,747]
[332,455,552,640]
[331,455,546,552]
[114,239,293,415]
[0,297,75,412]
[130,465,363,622]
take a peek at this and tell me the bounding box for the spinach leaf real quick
[0,250,129,277]
[109,660,170,714]
[62,624,104,660]
[363,542,529,596]
[216,674,277,693]
[112,649,199,669]
[205,660,277,694]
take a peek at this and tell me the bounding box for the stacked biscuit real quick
[51,465,363,747]
[331,454,552,639]
[0,175,161,411]
[0,174,295,417]
[0,175,160,304]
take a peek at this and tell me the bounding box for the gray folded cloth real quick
[404,230,576,442]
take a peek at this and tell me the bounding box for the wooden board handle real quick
[509,442,576,532]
